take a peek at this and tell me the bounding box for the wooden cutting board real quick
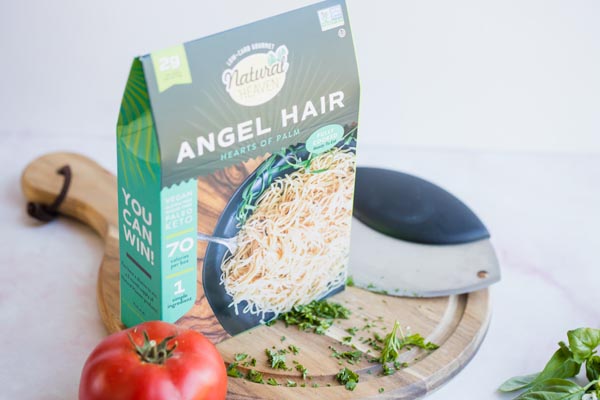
[22,152,491,400]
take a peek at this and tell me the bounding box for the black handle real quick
[353,167,489,245]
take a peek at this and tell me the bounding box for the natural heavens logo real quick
[222,44,289,107]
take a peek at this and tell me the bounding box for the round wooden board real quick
[22,152,491,400]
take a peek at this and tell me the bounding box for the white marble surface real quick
[1,1,599,397]
[1,132,599,399]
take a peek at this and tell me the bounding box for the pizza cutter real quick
[349,167,501,297]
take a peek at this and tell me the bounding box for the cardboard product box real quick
[117,0,360,342]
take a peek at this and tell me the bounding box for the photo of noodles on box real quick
[116,0,360,343]
[199,126,357,337]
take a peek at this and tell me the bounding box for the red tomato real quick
[79,321,227,400]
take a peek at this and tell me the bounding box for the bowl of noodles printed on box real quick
[202,125,357,335]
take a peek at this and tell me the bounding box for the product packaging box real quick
[117,0,360,342]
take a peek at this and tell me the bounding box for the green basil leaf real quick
[515,378,586,400]
[586,355,600,382]
[498,373,539,392]
[499,343,581,393]
[534,343,582,384]
[568,328,600,364]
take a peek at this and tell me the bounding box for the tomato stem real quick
[129,331,177,365]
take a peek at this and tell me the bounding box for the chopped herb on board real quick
[346,275,355,286]
[246,370,264,384]
[286,380,297,387]
[381,363,395,376]
[243,357,257,367]
[336,367,359,391]
[346,327,358,336]
[379,387,385,393]
[288,344,300,355]
[266,377,278,386]
[265,349,288,370]
[234,353,248,362]
[276,299,351,334]
[295,364,308,379]
[332,349,362,364]
[380,320,438,363]
[226,362,243,378]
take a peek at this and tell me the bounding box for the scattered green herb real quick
[265,349,288,370]
[266,378,278,386]
[381,363,395,376]
[346,275,355,286]
[342,336,352,344]
[280,336,286,342]
[312,383,319,388]
[332,349,362,364]
[234,353,248,362]
[346,327,358,336]
[288,344,300,355]
[336,367,359,391]
[363,337,383,351]
[380,321,438,363]
[379,387,385,393]
[277,299,351,334]
[226,362,243,378]
[286,380,297,387]
[243,357,257,367]
[295,364,308,379]
[394,361,408,370]
[246,370,264,384]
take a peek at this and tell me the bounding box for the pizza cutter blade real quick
[348,167,501,297]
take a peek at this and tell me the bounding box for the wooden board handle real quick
[21,152,118,241]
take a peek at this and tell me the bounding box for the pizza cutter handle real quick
[21,152,118,240]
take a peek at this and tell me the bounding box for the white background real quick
[1,1,599,400]
[1,0,599,154]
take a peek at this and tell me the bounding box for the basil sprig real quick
[499,328,600,399]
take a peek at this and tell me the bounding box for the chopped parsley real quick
[295,364,308,379]
[346,327,358,336]
[265,349,288,370]
[234,353,248,362]
[288,344,300,355]
[242,357,256,367]
[336,367,359,391]
[226,362,243,378]
[381,363,395,376]
[286,380,297,387]
[276,299,351,334]
[380,320,438,364]
[266,377,278,386]
[331,348,362,364]
[246,369,264,384]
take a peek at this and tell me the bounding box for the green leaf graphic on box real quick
[567,328,600,364]
[117,58,160,187]
[267,46,288,65]
[306,124,344,155]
